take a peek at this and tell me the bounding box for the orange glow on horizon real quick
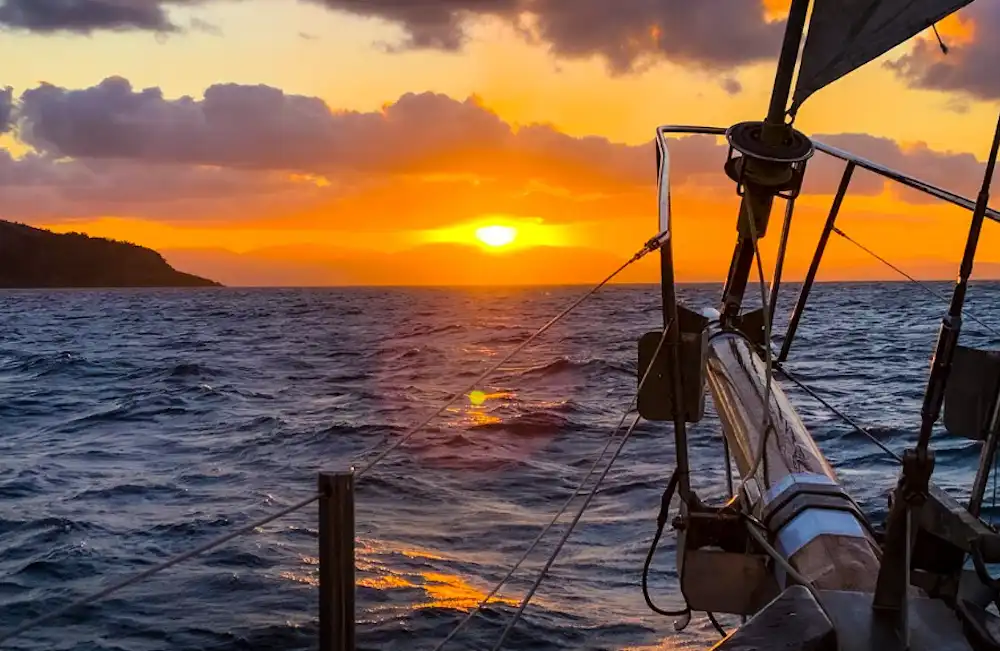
[22,25,1000,290]
[36,183,1000,286]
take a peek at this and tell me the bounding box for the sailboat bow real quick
[639,0,1000,648]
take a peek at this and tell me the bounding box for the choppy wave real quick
[2,283,1000,650]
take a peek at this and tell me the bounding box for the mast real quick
[765,0,812,131]
[719,0,812,324]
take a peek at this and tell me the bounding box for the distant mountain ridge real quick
[0,221,220,288]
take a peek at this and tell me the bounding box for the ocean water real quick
[2,283,1000,651]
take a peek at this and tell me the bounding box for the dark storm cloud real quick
[309,0,785,73]
[886,2,1000,100]
[0,0,199,33]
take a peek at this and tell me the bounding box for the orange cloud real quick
[5,77,999,286]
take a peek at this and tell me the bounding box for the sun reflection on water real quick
[358,570,518,610]
[279,538,519,613]
[433,389,515,429]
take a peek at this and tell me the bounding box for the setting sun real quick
[475,225,517,248]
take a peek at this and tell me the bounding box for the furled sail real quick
[791,0,976,111]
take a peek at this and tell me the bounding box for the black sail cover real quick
[791,0,976,110]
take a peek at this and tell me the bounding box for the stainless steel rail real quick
[655,125,1000,225]
[655,124,1000,363]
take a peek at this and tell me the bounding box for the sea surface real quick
[2,283,1000,651]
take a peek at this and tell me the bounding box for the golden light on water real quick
[282,538,523,612]
[475,225,517,247]
[466,389,504,425]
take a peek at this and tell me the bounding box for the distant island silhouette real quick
[0,221,221,288]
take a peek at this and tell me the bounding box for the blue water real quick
[2,283,1000,651]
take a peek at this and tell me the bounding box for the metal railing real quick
[655,124,1000,226]
[654,124,1000,363]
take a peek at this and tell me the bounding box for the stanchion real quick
[318,471,355,651]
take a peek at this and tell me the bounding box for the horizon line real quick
[3,278,988,291]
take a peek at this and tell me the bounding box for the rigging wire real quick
[773,360,903,464]
[430,319,673,650]
[489,412,645,651]
[725,200,778,504]
[831,225,1000,338]
[931,23,950,54]
[750,218,775,489]
[353,231,669,480]
[710,324,901,467]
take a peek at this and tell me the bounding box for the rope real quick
[431,320,672,650]
[831,226,1000,338]
[707,611,728,638]
[490,413,646,651]
[641,467,689,619]
[353,230,669,480]
[0,492,321,645]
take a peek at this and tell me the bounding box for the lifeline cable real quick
[0,492,321,645]
[353,230,670,480]
[490,413,645,651]
[832,225,1000,338]
[718,324,903,466]
[432,318,673,650]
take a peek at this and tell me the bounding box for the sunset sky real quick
[2,0,999,285]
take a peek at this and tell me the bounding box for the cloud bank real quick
[0,77,994,229]
[5,1,995,103]
[1,0,783,73]
[0,0,202,33]
[309,0,785,73]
